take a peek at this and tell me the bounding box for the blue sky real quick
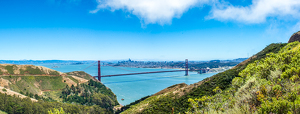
[0,0,299,61]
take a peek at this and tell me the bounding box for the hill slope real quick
[121,43,287,114]
[0,65,119,114]
[0,64,63,76]
[184,41,300,113]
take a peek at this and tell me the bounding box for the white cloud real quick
[90,0,210,25]
[209,0,300,23]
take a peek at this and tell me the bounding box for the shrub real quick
[232,77,244,89]
[259,97,292,114]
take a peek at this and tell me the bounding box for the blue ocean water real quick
[38,64,217,105]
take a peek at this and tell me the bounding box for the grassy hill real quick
[182,41,300,114]
[66,71,97,81]
[120,43,288,114]
[0,64,62,76]
[0,65,119,114]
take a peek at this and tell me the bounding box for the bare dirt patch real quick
[153,83,187,96]
[17,77,21,82]
[70,76,89,84]
[0,86,37,102]
[62,76,77,86]
[0,78,11,87]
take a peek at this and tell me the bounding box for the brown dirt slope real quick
[153,83,187,96]
[0,86,37,102]
[232,55,257,69]
[66,71,98,81]
[153,78,212,98]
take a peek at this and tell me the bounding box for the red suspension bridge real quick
[93,59,207,82]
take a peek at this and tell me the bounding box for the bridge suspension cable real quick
[95,59,190,82]
[82,61,97,71]
[110,66,137,72]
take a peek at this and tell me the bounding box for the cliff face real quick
[288,31,300,43]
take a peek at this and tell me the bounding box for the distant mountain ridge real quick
[0,60,96,65]
[0,58,247,65]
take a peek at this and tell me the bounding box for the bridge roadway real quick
[94,69,205,77]
[95,70,184,77]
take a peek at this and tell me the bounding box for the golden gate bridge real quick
[91,59,208,82]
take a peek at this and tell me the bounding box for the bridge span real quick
[94,59,207,82]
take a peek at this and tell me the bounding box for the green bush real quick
[2,89,6,92]
[259,97,292,114]
[5,65,15,74]
[26,66,45,75]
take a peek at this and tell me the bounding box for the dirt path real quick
[0,86,37,102]
[70,75,89,84]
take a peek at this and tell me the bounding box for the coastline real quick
[110,65,234,74]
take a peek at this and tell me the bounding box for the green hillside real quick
[121,43,288,114]
[66,71,96,81]
[0,64,61,75]
[2,76,66,94]
[185,41,300,114]
[0,65,119,114]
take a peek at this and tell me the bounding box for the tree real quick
[48,107,68,114]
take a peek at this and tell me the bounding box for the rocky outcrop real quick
[288,31,300,43]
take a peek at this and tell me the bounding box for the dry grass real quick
[0,86,37,102]
[0,64,65,75]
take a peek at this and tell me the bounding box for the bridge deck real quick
[98,70,184,77]
[94,69,205,77]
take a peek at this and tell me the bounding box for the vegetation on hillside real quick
[0,77,118,114]
[121,43,287,113]
[0,92,110,114]
[2,76,67,95]
[186,41,300,113]
[66,71,95,81]
[60,79,118,109]
[0,110,7,114]
[116,95,151,114]
[0,67,119,114]
[0,65,61,75]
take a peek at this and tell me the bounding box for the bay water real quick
[39,64,217,105]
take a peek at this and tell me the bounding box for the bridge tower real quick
[98,60,101,82]
[185,59,188,76]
